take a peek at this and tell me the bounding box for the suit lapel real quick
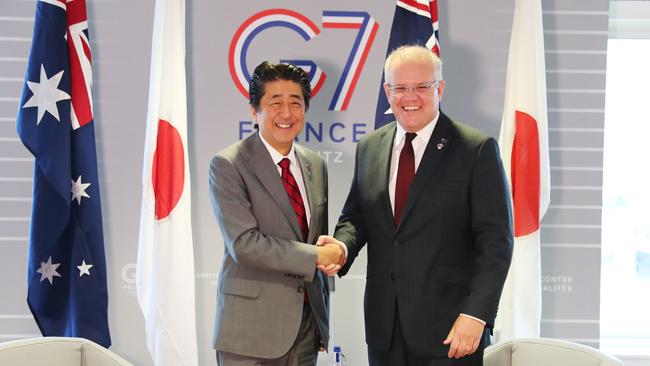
[397,112,455,231]
[376,124,398,230]
[295,146,317,244]
[245,133,303,240]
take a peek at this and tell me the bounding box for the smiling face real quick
[252,79,306,155]
[384,60,445,133]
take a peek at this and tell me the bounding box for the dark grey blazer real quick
[335,112,513,357]
[209,132,329,358]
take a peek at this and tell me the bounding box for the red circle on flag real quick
[512,110,541,237]
[152,119,185,220]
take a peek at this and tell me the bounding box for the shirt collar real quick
[258,131,297,165]
[394,112,440,147]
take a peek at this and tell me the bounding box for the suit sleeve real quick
[209,154,318,282]
[334,142,368,276]
[462,137,514,326]
[322,156,329,235]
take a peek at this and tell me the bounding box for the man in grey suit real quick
[320,45,513,365]
[209,62,344,365]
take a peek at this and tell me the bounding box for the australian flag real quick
[375,0,441,129]
[16,0,111,347]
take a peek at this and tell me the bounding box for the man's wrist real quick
[335,239,348,257]
[459,313,486,325]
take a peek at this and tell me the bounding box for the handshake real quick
[315,235,347,276]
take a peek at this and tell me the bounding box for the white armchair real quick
[484,338,623,366]
[0,337,132,366]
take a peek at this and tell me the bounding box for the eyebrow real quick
[269,93,304,101]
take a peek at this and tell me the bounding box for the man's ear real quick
[383,82,391,99]
[250,105,258,123]
[437,79,446,101]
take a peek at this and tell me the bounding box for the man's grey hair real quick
[384,45,443,84]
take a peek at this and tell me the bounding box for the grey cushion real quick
[0,337,132,366]
[484,338,623,366]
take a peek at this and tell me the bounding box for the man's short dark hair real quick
[249,61,312,112]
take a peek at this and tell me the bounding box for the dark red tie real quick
[278,158,309,242]
[394,132,417,226]
[278,158,310,303]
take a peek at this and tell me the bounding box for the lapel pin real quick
[437,138,448,150]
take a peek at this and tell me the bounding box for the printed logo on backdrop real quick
[121,263,219,296]
[542,274,573,293]
[121,263,137,296]
[228,8,380,162]
[196,272,218,288]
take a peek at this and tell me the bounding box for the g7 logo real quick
[228,9,379,112]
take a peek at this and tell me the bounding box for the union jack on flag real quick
[16,0,111,347]
[375,0,440,129]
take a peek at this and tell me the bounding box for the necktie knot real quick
[278,157,291,171]
[405,132,417,144]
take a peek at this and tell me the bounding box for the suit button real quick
[393,241,399,247]
[390,273,396,280]
[297,285,304,293]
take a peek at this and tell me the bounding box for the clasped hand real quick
[315,235,347,276]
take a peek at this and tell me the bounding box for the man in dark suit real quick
[320,45,513,365]
[209,62,344,365]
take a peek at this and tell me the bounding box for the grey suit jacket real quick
[209,132,329,358]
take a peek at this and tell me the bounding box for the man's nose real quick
[280,103,291,116]
[403,87,418,97]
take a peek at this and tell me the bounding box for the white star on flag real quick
[77,260,93,277]
[22,64,71,125]
[71,175,91,205]
[37,256,62,284]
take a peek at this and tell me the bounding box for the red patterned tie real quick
[278,158,309,242]
[278,158,310,304]
[394,132,417,226]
